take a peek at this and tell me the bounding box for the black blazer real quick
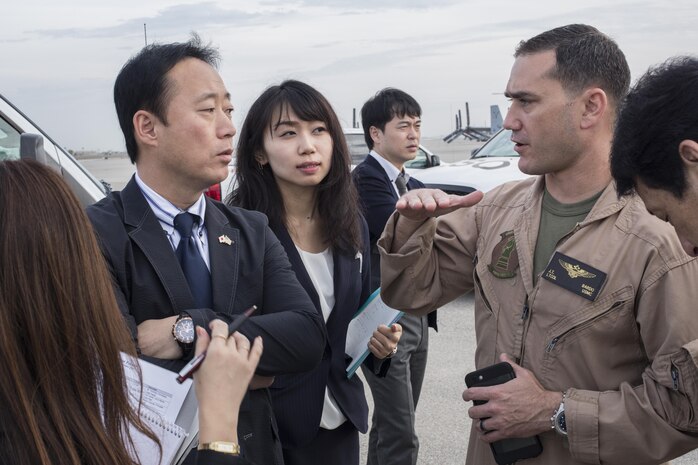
[268,218,387,448]
[86,177,326,464]
[352,155,437,329]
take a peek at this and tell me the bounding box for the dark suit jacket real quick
[267,218,388,448]
[196,451,254,465]
[87,177,326,465]
[352,155,437,329]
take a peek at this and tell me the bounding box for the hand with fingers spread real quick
[195,319,264,445]
[462,353,562,443]
[368,323,403,359]
[395,188,484,222]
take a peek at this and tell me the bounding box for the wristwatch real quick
[551,392,567,436]
[198,441,240,455]
[172,313,195,354]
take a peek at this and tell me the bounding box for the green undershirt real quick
[533,188,603,282]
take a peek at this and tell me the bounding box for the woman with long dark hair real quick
[0,159,260,465]
[228,80,402,465]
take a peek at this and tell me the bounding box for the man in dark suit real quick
[352,88,436,465]
[87,36,325,465]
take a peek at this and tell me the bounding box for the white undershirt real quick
[295,246,347,429]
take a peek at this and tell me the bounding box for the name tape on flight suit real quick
[542,252,607,301]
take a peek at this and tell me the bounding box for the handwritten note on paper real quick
[121,354,197,465]
[345,289,403,378]
[122,354,193,423]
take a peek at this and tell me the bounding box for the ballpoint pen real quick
[176,305,257,383]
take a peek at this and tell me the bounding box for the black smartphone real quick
[465,362,543,465]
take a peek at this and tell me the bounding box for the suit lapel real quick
[205,200,240,314]
[366,155,399,201]
[407,176,423,190]
[271,223,322,313]
[121,178,195,312]
[326,248,357,332]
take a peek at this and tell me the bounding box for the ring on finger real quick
[386,346,397,358]
[212,334,228,341]
[480,418,490,433]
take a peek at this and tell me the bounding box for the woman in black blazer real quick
[229,80,402,465]
[0,160,259,465]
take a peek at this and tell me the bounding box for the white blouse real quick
[295,246,347,430]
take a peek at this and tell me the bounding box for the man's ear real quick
[369,126,382,145]
[579,88,608,130]
[133,110,159,149]
[679,140,698,184]
[679,140,698,164]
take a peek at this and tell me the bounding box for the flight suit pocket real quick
[539,286,641,390]
[646,345,698,433]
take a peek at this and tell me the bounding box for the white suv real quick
[415,129,530,194]
[1,93,108,205]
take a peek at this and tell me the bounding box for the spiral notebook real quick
[127,409,186,465]
[121,353,199,465]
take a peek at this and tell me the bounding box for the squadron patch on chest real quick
[542,252,607,301]
[488,230,519,279]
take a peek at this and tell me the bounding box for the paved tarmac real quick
[81,146,698,465]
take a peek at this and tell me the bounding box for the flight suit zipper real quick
[545,300,625,353]
[671,363,680,391]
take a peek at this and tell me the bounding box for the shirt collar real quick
[369,150,403,182]
[134,172,207,229]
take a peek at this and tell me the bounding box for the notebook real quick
[345,289,404,378]
[121,353,199,465]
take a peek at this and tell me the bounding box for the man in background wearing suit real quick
[87,36,326,465]
[352,88,436,465]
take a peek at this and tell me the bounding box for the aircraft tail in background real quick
[443,103,503,143]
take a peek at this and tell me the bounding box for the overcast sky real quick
[2,0,696,151]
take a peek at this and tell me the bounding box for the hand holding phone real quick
[465,362,543,465]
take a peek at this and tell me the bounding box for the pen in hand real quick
[176,305,258,383]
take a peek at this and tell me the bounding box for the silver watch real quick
[551,392,567,436]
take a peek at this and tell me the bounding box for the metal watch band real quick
[550,390,568,436]
[198,441,240,455]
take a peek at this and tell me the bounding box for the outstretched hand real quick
[462,353,562,443]
[396,188,484,221]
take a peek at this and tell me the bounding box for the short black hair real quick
[515,24,630,109]
[611,56,698,198]
[113,34,219,163]
[360,88,421,150]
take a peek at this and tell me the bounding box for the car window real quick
[473,129,517,158]
[405,147,428,169]
[0,115,21,161]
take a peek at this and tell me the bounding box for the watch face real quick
[175,318,195,344]
[557,411,567,433]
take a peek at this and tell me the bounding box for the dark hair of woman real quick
[0,160,158,465]
[228,79,362,254]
